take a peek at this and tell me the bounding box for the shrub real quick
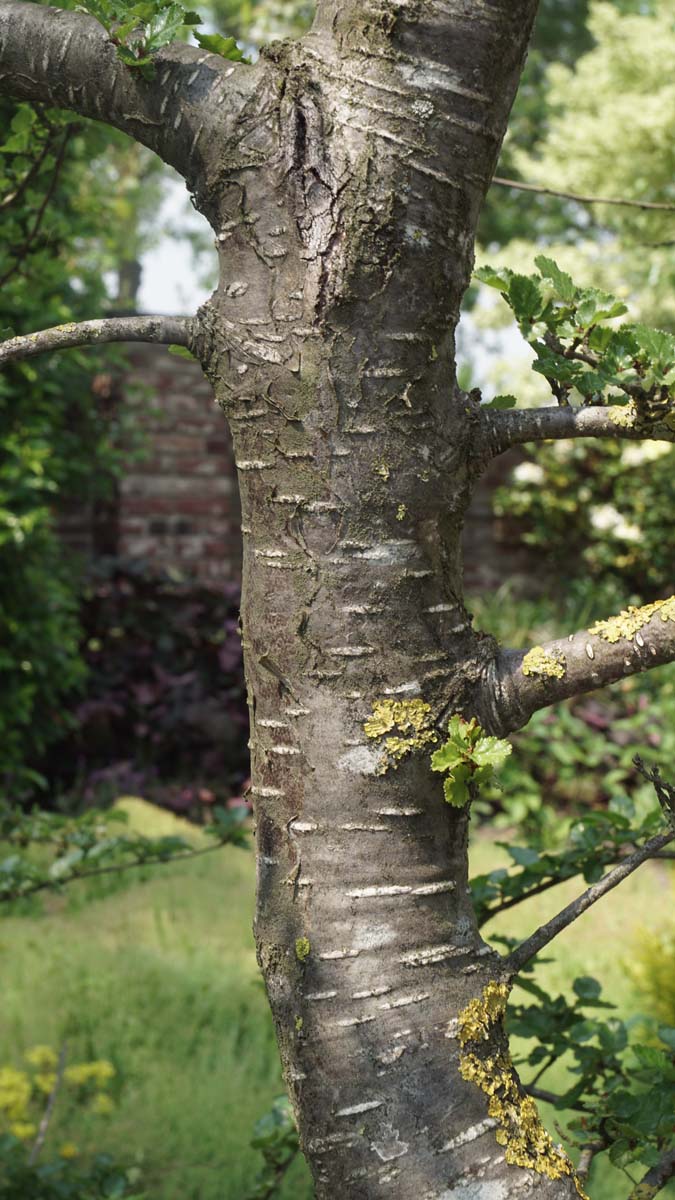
[495,438,675,599]
[39,559,249,811]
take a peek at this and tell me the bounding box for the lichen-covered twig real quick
[484,597,675,736]
[0,315,196,367]
[505,828,675,977]
[480,404,675,459]
[626,1144,675,1200]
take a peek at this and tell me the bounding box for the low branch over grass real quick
[484,598,675,736]
[505,827,675,977]
[491,175,675,212]
[480,403,675,458]
[0,315,197,366]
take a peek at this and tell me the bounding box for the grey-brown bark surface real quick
[2,3,671,1197]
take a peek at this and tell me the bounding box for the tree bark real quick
[0,3,636,1197]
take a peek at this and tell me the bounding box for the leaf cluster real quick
[77,0,248,76]
[430,716,512,808]
[471,794,666,928]
[477,256,675,413]
[507,970,675,1176]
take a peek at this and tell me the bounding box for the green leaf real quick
[631,323,675,367]
[430,743,464,773]
[443,764,471,808]
[508,274,543,322]
[474,264,513,292]
[472,734,512,771]
[193,31,248,62]
[534,255,577,304]
[145,3,191,52]
[484,394,517,410]
[573,975,602,1002]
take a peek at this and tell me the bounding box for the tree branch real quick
[505,828,675,977]
[0,2,252,186]
[482,598,675,736]
[479,404,675,458]
[491,175,675,213]
[0,315,197,366]
[525,1085,590,1115]
[626,1145,675,1200]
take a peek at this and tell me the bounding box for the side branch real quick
[0,315,196,366]
[505,828,675,977]
[0,3,250,183]
[482,598,675,735]
[491,175,675,213]
[479,404,675,458]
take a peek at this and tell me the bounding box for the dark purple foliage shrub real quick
[41,558,249,810]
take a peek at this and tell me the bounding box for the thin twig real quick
[2,838,233,905]
[478,844,674,927]
[28,1043,67,1165]
[0,133,55,211]
[576,1140,605,1183]
[0,125,74,288]
[525,1084,590,1114]
[505,828,675,976]
[491,175,675,213]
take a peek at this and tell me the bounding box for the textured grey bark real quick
[2,3,670,1197]
[0,315,196,363]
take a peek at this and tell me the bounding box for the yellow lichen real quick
[521,646,567,680]
[589,595,675,643]
[295,937,311,962]
[373,462,390,481]
[396,504,407,521]
[608,401,637,429]
[364,698,437,774]
[457,983,589,1198]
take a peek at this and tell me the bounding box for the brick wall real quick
[58,342,533,595]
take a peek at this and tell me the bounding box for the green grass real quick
[0,799,313,1199]
[0,799,672,1199]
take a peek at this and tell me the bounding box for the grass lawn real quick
[1,799,672,1198]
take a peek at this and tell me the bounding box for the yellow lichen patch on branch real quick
[607,401,637,430]
[629,1186,659,1200]
[364,698,438,774]
[457,982,589,1198]
[589,595,675,643]
[521,646,567,680]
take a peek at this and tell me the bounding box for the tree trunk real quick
[193,7,580,1195]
